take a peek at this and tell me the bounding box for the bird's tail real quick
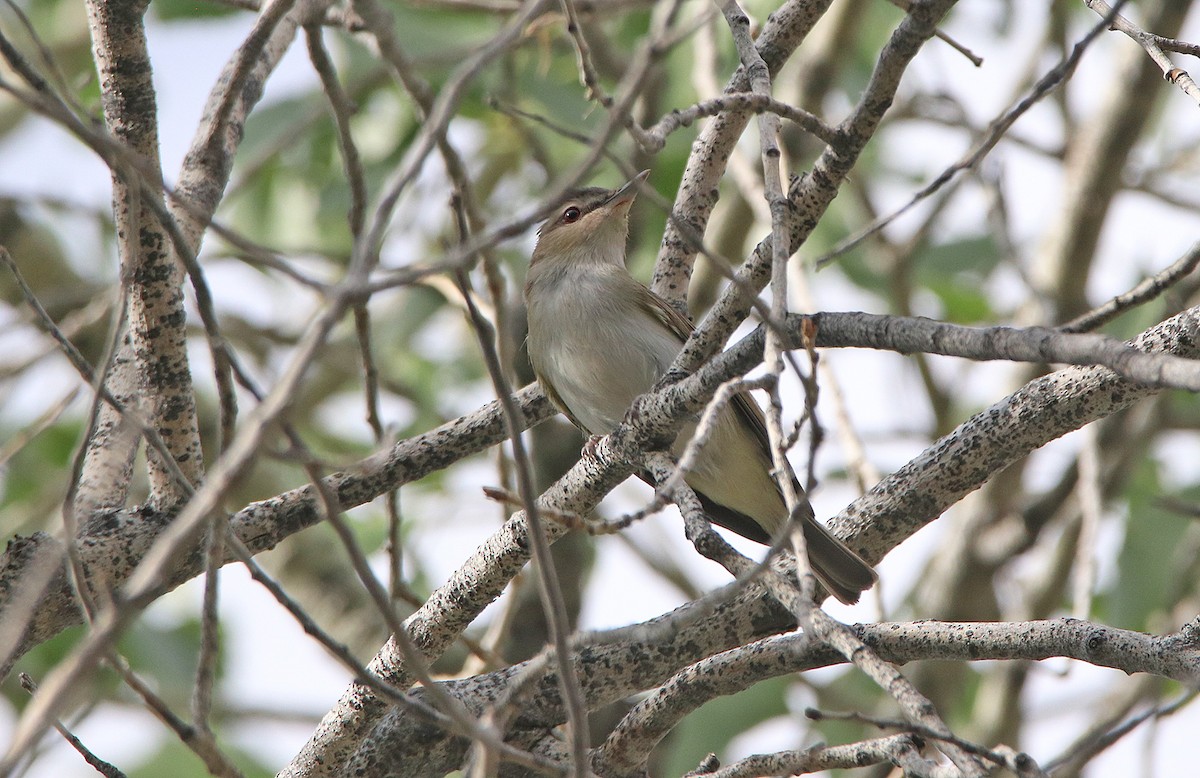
[802,517,877,605]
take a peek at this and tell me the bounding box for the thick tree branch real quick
[358,615,1199,774]
[84,0,203,509]
[5,2,1197,775]
[0,385,553,676]
[650,0,836,308]
[8,301,1198,673]
[822,306,1199,561]
[668,0,960,378]
[286,303,1200,774]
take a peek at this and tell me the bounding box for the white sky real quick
[2,3,1199,776]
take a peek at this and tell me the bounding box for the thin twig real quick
[559,0,611,107]
[638,91,839,151]
[717,0,817,601]
[104,653,245,778]
[886,0,982,66]
[815,1,1127,268]
[1084,0,1200,106]
[303,21,408,598]
[449,192,590,776]
[18,674,127,778]
[1044,690,1198,773]
[807,708,1046,776]
[1060,242,1200,333]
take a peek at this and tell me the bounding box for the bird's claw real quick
[582,434,603,459]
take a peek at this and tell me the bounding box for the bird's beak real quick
[605,169,651,212]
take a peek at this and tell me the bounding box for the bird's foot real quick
[582,434,604,459]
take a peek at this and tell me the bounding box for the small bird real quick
[523,170,877,605]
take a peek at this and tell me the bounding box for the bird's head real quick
[530,170,650,269]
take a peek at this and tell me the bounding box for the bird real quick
[523,170,877,604]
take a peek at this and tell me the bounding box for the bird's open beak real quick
[606,169,651,211]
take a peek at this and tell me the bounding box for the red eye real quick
[562,206,581,223]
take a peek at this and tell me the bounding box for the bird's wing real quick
[635,285,776,462]
[633,284,696,343]
[533,364,589,432]
[639,286,877,603]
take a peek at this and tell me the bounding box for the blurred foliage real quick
[1,0,1198,775]
[151,0,241,22]
[118,618,214,707]
[3,626,89,712]
[1106,461,1195,630]
[128,739,273,778]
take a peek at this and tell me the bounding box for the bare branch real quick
[815,1,1123,269]
[1084,0,1200,106]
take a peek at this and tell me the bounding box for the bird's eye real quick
[561,206,582,223]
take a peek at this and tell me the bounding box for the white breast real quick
[526,264,680,434]
[526,260,786,531]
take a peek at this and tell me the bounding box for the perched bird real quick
[523,170,876,604]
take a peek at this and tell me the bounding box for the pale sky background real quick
[2,3,1199,776]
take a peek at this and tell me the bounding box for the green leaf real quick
[1103,459,1193,629]
[128,738,273,778]
[926,278,995,323]
[4,625,90,710]
[915,235,1003,280]
[1,421,81,507]
[119,617,214,707]
[152,0,241,21]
